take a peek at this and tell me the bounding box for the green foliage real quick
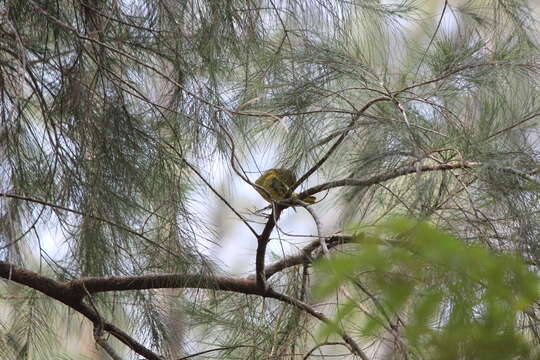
[314,217,539,359]
[0,284,68,360]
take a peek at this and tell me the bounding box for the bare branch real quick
[298,161,479,200]
[0,262,163,360]
[255,205,285,290]
[0,260,368,359]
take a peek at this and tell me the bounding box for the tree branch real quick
[255,205,285,290]
[0,260,368,359]
[266,288,369,360]
[292,97,390,192]
[0,262,163,360]
[260,235,353,280]
[297,161,478,200]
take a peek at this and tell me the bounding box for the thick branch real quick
[76,302,162,360]
[0,262,163,360]
[0,262,79,304]
[256,163,479,281]
[69,273,262,296]
[255,206,285,290]
[0,261,367,359]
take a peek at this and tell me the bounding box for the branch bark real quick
[0,260,368,359]
[297,161,478,200]
[255,205,285,290]
[261,235,353,280]
[0,262,163,360]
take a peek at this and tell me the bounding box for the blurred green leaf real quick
[314,217,539,359]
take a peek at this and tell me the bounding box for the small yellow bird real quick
[255,168,316,204]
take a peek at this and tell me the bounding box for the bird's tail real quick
[302,195,316,204]
[292,193,316,204]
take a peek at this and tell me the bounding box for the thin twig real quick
[0,192,178,259]
[303,342,349,360]
[414,0,449,77]
[95,335,124,360]
[159,139,259,238]
[177,345,254,360]
[266,288,370,360]
[292,97,390,192]
[484,112,540,141]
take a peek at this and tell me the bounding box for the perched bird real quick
[255,168,316,204]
